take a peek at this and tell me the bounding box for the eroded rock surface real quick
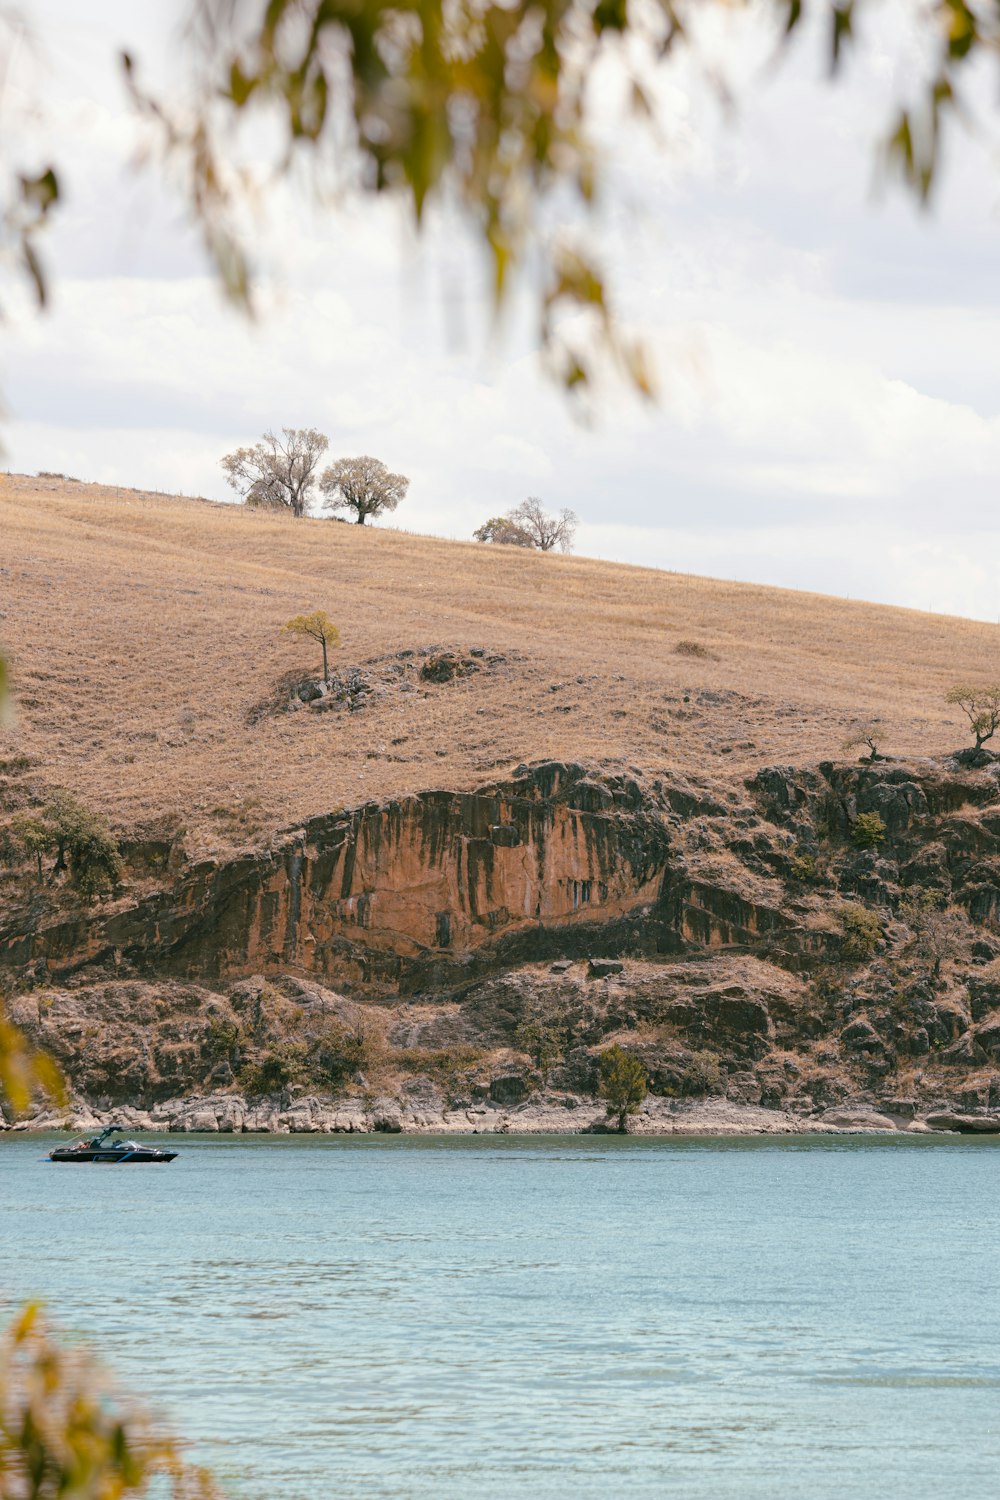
[8,754,1000,1132]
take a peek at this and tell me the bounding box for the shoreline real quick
[6,1094,993,1137]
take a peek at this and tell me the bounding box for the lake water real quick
[3,1133,999,1499]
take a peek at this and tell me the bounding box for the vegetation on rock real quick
[599,1044,647,1133]
[10,795,122,901]
[843,719,886,762]
[851,812,886,849]
[840,904,882,961]
[946,683,1000,751]
[283,611,342,684]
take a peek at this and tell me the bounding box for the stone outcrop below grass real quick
[8,753,1000,1133]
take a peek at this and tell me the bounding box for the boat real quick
[48,1125,178,1164]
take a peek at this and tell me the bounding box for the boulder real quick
[817,1107,897,1130]
[926,1112,1000,1134]
[489,1072,530,1106]
[588,959,624,978]
[840,1018,883,1051]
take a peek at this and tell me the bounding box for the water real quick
[3,1132,999,1499]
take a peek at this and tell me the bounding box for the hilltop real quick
[1,472,995,854]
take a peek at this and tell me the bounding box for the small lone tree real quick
[284,610,341,682]
[10,811,53,879]
[899,889,969,979]
[320,456,409,524]
[473,515,536,548]
[843,719,886,763]
[221,427,328,517]
[599,1044,647,1133]
[508,498,577,552]
[515,1017,563,1080]
[946,684,1000,750]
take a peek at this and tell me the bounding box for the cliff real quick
[7,754,1000,1134]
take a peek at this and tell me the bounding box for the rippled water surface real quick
[4,1133,1000,1499]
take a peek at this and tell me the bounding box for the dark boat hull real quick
[49,1149,177,1164]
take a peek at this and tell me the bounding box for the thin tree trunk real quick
[321,638,329,682]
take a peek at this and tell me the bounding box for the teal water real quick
[2,1133,999,1499]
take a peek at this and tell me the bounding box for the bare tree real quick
[843,719,887,763]
[508,498,577,552]
[946,684,1000,751]
[320,456,409,524]
[221,428,328,517]
[899,890,969,979]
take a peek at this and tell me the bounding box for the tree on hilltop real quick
[946,684,1000,751]
[284,611,341,682]
[473,516,536,548]
[221,428,328,517]
[509,499,577,553]
[320,456,409,525]
[475,500,578,553]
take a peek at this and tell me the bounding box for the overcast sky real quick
[5,0,1000,620]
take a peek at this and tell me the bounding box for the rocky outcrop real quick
[9,753,1000,1132]
[1,764,673,991]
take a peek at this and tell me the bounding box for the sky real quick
[4,0,1000,620]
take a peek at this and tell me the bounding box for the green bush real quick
[10,793,123,898]
[599,1044,647,1132]
[515,1017,563,1078]
[840,903,882,960]
[852,811,886,849]
[789,851,820,883]
[309,1019,367,1086]
[680,1049,725,1097]
[241,1041,307,1095]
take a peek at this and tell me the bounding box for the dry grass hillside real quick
[1,472,997,855]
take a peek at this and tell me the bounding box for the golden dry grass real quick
[2,472,997,854]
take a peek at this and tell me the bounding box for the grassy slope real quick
[1,473,996,855]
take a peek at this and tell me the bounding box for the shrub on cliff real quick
[840,903,882,960]
[515,1018,563,1080]
[310,1019,367,1087]
[599,1044,647,1132]
[679,1049,725,1098]
[842,719,887,762]
[11,794,122,900]
[241,1041,307,1095]
[851,811,887,849]
[946,683,1000,751]
[899,889,969,979]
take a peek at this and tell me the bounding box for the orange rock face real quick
[3,764,675,993]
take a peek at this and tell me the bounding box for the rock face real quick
[10,752,1000,1132]
[1,764,671,992]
